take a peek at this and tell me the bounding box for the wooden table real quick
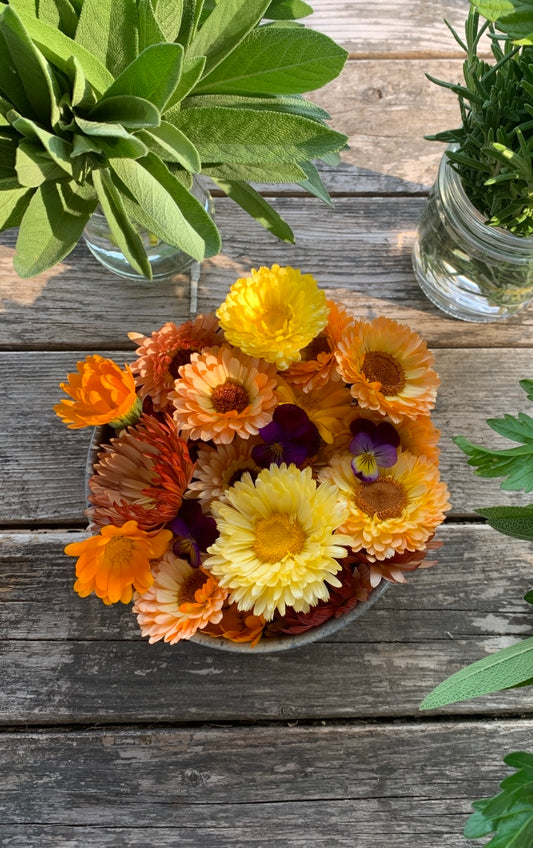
[2,2,533,845]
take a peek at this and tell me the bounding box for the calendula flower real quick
[349,419,400,481]
[283,299,353,391]
[216,264,328,370]
[335,316,439,422]
[132,552,228,644]
[186,438,262,510]
[350,410,441,464]
[201,603,267,647]
[204,464,351,620]
[88,413,194,531]
[277,376,354,444]
[320,450,450,560]
[64,521,172,605]
[128,314,221,411]
[252,404,321,468]
[351,539,442,587]
[171,345,278,444]
[54,355,141,429]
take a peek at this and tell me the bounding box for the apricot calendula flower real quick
[128,314,221,411]
[204,463,351,620]
[335,316,439,422]
[201,603,267,647]
[88,413,194,531]
[320,450,450,561]
[64,520,172,605]
[171,345,278,444]
[54,355,141,430]
[216,264,329,370]
[277,376,354,444]
[186,437,262,510]
[132,552,228,644]
[283,299,353,392]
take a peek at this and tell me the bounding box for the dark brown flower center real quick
[302,333,331,361]
[168,346,199,379]
[211,379,250,414]
[362,351,405,396]
[354,478,407,520]
[180,570,208,605]
[227,466,258,488]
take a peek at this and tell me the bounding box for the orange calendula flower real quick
[88,413,194,531]
[54,355,141,430]
[335,316,439,422]
[283,299,353,392]
[216,264,329,370]
[202,603,267,647]
[132,552,229,644]
[277,376,354,444]
[128,314,221,411]
[171,345,278,444]
[64,520,172,605]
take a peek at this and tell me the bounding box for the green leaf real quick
[196,26,347,95]
[74,0,138,77]
[505,754,533,770]
[0,25,34,116]
[471,0,533,43]
[139,121,201,172]
[68,56,96,111]
[188,0,271,75]
[14,180,97,277]
[136,0,165,51]
[297,159,333,205]
[37,0,78,37]
[182,92,331,121]
[164,56,206,112]
[172,105,347,163]
[524,591,533,606]
[520,380,533,402]
[0,184,33,229]
[212,177,294,241]
[74,116,137,140]
[88,96,161,130]
[201,160,306,182]
[464,808,498,839]
[15,139,66,186]
[9,113,74,176]
[153,0,183,41]
[91,167,152,279]
[420,635,533,709]
[476,506,533,541]
[453,434,533,493]
[102,45,184,113]
[109,154,220,260]
[176,0,203,49]
[264,0,313,19]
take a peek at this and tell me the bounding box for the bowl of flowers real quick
[55,265,450,652]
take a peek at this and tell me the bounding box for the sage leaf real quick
[420,635,533,709]
[102,45,184,113]
[212,177,295,241]
[201,161,307,182]
[153,0,183,41]
[75,116,136,140]
[183,92,331,122]
[15,140,66,186]
[476,506,533,541]
[265,0,313,19]
[92,168,152,279]
[0,184,32,229]
[196,26,347,95]
[88,96,161,130]
[9,114,74,175]
[188,0,271,75]
[68,56,96,111]
[140,122,201,172]
[37,0,79,38]
[297,160,333,205]
[14,180,97,277]
[472,0,533,43]
[0,26,35,116]
[75,0,138,78]
[137,0,165,52]
[164,55,206,112]
[172,105,347,163]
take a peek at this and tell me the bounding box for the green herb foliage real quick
[0,0,348,278]
[463,752,533,846]
[472,0,533,44]
[427,8,533,236]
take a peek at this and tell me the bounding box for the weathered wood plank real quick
[0,348,530,524]
[0,721,531,847]
[1,526,532,723]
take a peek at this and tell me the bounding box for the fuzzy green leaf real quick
[196,26,347,95]
[14,180,97,277]
[88,96,161,130]
[102,45,184,113]
[15,139,66,186]
[476,506,533,541]
[164,55,206,112]
[0,184,32,229]
[297,159,333,205]
[68,56,96,111]
[74,0,138,77]
[420,636,533,709]
[37,0,78,38]
[92,167,152,279]
[182,92,331,121]
[9,114,74,176]
[212,176,294,241]
[172,105,347,163]
[264,0,313,19]
[136,0,165,52]
[152,0,183,41]
[471,0,533,43]
[201,160,306,182]
[139,122,201,172]
[188,0,271,75]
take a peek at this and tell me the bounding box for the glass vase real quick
[82,176,215,281]
[412,150,533,322]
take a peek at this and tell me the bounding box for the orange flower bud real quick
[54,354,141,429]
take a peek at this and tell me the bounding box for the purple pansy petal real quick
[349,418,375,438]
[258,419,283,442]
[374,422,401,448]
[373,442,398,468]
[252,442,284,468]
[281,442,311,467]
[350,431,376,455]
[351,454,379,482]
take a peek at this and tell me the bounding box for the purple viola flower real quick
[168,500,218,567]
[349,418,400,482]
[252,403,321,469]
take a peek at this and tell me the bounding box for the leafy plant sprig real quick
[0,0,348,279]
[426,8,533,236]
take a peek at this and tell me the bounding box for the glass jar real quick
[82,176,215,281]
[412,149,533,322]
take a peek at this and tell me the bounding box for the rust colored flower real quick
[54,355,140,430]
[88,412,194,531]
[64,520,172,605]
[201,603,267,647]
[128,314,221,411]
[283,299,353,392]
[350,538,442,587]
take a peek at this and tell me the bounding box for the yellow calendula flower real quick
[216,264,329,370]
[204,463,352,620]
[54,354,141,429]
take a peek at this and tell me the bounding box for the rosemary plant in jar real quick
[412,7,533,322]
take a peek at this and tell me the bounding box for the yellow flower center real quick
[253,513,306,563]
[180,570,208,606]
[211,379,250,414]
[105,535,135,568]
[362,350,405,395]
[262,305,291,333]
[355,479,407,520]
